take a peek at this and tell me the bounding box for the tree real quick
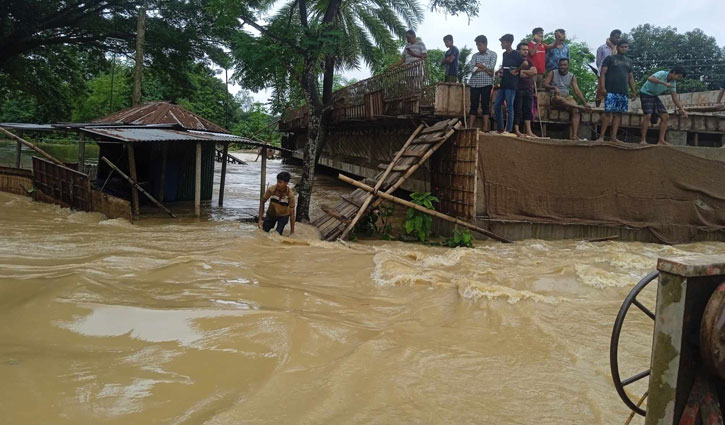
[231,0,460,221]
[625,25,725,92]
[1,0,234,118]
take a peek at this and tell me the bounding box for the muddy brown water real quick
[1,152,723,424]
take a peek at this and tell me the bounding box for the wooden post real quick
[159,142,168,202]
[100,156,176,218]
[218,142,229,206]
[260,146,267,201]
[77,133,86,172]
[15,130,22,168]
[338,174,512,243]
[127,143,140,217]
[194,141,202,217]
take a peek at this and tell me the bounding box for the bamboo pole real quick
[194,141,201,217]
[77,133,86,172]
[101,156,176,218]
[0,127,64,166]
[218,141,229,206]
[127,144,140,217]
[15,130,22,168]
[370,124,460,210]
[338,174,512,243]
[339,123,425,240]
[260,146,267,200]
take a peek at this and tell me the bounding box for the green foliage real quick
[444,228,474,248]
[625,25,724,92]
[231,103,281,146]
[404,192,438,242]
[352,204,395,240]
[72,64,133,122]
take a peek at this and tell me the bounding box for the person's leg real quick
[469,87,481,129]
[597,113,611,142]
[493,89,506,133]
[481,86,492,132]
[640,114,651,144]
[275,216,289,235]
[657,112,670,145]
[571,108,581,140]
[522,90,535,137]
[505,89,517,133]
[262,216,276,232]
[611,114,622,143]
[514,90,525,137]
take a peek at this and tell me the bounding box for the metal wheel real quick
[610,271,659,417]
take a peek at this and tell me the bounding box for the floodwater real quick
[1,151,723,425]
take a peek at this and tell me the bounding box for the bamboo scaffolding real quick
[338,174,511,243]
[339,123,425,240]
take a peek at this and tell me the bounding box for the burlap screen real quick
[478,137,725,243]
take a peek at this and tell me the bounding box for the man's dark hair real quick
[610,29,622,39]
[671,65,687,77]
[406,29,416,37]
[616,39,629,47]
[558,58,570,64]
[443,34,453,42]
[532,27,544,35]
[277,172,291,182]
[499,34,514,43]
[555,28,566,34]
[474,35,487,44]
[517,42,528,50]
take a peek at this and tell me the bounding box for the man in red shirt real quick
[527,27,546,87]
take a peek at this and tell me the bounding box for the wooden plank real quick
[101,156,176,218]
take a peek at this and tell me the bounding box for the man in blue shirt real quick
[639,66,688,145]
[494,34,526,134]
[441,34,460,82]
[545,29,569,72]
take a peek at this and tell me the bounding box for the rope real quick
[624,391,648,425]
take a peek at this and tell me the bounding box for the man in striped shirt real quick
[467,35,497,131]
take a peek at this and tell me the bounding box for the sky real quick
[238,0,725,105]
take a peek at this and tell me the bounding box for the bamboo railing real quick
[280,59,439,129]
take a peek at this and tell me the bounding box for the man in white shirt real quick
[392,30,427,67]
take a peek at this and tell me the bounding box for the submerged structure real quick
[1,102,280,220]
[280,61,725,243]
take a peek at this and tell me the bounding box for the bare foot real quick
[596,137,605,142]
[526,132,537,138]
[515,132,525,138]
[612,138,624,144]
[639,140,647,145]
[658,140,671,146]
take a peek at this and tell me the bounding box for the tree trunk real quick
[132,4,146,106]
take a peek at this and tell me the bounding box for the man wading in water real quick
[258,172,296,235]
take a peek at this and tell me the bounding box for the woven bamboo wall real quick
[431,129,478,219]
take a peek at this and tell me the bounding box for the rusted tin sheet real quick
[93,101,230,134]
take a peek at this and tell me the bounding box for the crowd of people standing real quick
[395,28,725,144]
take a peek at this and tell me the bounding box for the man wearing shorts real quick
[597,39,636,143]
[259,172,296,235]
[639,66,688,145]
[467,35,497,131]
[543,58,591,140]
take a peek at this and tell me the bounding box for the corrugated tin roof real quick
[0,123,56,131]
[93,101,230,134]
[80,127,293,152]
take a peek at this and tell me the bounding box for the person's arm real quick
[598,66,608,96]
[390,55,405,69]
[595,46,604,70]
[485,53,496,77]
[647,74,672,88]
[671,92,688,118]
[521,66,537,77]
[571,75,591,110]
[542,70,556,92]
[628,72,637,100]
